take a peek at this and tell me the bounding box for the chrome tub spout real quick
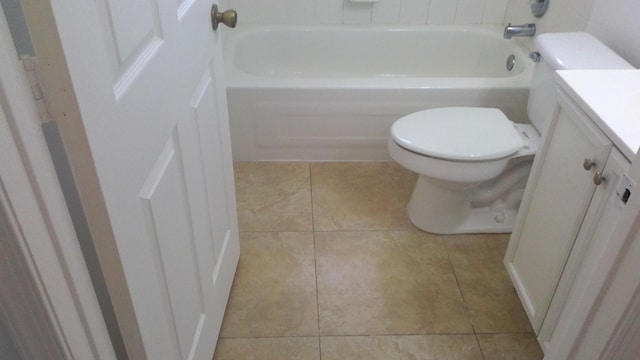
[504,23,536,39]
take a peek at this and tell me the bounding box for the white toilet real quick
[388,32,633,234]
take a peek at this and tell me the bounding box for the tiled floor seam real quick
[308,162,315,232]
[312,234,322,360]
[238,230,314,233]
[219,335,321,340]
[309,163,323,360]
[441,238,478,334]
[474,333,488,360]
[312,229,424,233]
[475,331,537,335]
[318,332,477,337]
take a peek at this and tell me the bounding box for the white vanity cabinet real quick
[504,89,631,341]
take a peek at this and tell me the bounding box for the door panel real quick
[507,97,611,332]
[22,0,240,358]
[190,64,233,259]
[139,132,207,359]
[105,0,160,64]
[93,0,165,96]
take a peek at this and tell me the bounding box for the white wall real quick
[587,0,640,68]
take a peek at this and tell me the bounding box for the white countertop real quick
[556,70,640,160]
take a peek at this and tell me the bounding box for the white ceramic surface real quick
[224,25,532,161]
[535,32,633,70]
[391,107,523,161]
[386,32,632,234]
[527,32,633,136]
[225,25,532,85]
[556,69,640,159]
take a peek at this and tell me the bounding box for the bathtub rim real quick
[222,24,534,90]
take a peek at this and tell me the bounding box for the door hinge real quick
[20,55,53,124]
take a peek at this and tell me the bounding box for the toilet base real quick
[408,206,518,234]
[407,175,521,234]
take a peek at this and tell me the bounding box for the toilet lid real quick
[391,107,524,161]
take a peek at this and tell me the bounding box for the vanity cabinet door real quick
[538,148,630,344]
[504,93,612,333]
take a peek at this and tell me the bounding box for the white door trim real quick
[0,5,115,359]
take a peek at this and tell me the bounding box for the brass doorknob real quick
[583,158,595,171]
[211,4,237,30]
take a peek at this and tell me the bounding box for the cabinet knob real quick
[583,158,595,170]
[593,171,606,185]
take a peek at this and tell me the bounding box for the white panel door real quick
[22,0,239,359]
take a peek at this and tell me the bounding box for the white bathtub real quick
[224,25,533,161]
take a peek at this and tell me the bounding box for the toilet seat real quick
[391,107,524,161]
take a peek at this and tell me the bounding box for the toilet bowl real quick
[388,107,540,234]
[388,32,634,234]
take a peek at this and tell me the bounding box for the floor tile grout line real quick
[474,331,537,335]
[308,162,315,233]
[237,231,309,234]
[312,232,323,360]
[237,228,422,234]
[219,332,482,340]
[319,332,479,337]
[442,237,487,359]
[441,238,478,335]
[474,333,487,360]
[219,335,322,340]
[308,162,323,360]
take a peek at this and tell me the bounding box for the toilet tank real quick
[527,32,633,132]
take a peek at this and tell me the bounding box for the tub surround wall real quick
[504,0,640,68]
[219,0,588,28]
[505,0,593,37]
[220,0,509,25]
[219,0,639,67]
[502,0,590,53]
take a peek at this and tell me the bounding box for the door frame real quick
[0,4,115,359]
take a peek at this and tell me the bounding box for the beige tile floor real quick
[214,162,544,360]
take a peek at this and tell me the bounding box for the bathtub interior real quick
[230,27,528,78]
